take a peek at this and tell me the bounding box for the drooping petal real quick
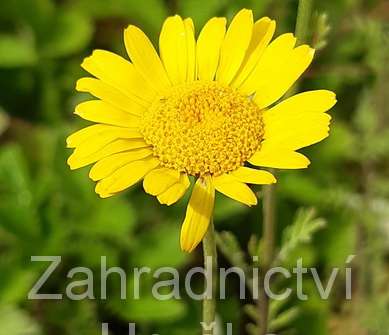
[81,50,156,104]
[196,17,226,81]
[213,173,257,206]
[232,17,276,87]
[159,15,195,84]
[143,167,181,196]
[157,173,191,206]
[180,176,215,253]
[89,148,153,181]
[216,9,254,85]
[124,25,171,91]
[249,146,310,169]
[231,167,276,184]
[76,78,146,116]
[67,139,149,170]
[75,100,141,127]
[95,157,160,197]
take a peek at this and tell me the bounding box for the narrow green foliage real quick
[278,208,326,263]
[269,307,299,332]
[312,12,331,50]
[216,231,250,274]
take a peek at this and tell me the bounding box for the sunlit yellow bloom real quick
[67,9,336,252]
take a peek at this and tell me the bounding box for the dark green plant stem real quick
[295,0,313,45]
[259,177,276,335]
[202,219,217,335]
[258,1,314,334]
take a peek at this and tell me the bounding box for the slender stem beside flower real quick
[295,0,313,45]
[202,219,218,335]
[259,176,277,335]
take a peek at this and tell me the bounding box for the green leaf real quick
[109,296,186,323]
[244,304,259,322]
[0,0,55,36]
[280,173,326,206]
[122,0,168,36]
[0,269,38,305]
[0,305,42,335]
[246,322,259,335]
[0,145,39,239]
[80,198,137,240]
[216,231,249,273]
[0,32,37,68]
[178,0,228,27]
[72,0,167,36]
[214,194,249,221]
[39,10,93,58]
[133,223,188,269]
[278,208,326,263]
[269,306,299,332]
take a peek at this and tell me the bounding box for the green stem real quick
[202,219,217,335]
[295,0,314,45]
[258,1,314,334]
[259,175,276,335]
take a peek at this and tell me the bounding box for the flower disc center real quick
[141,81,264,176]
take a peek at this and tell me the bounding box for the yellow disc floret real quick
[141,81,264,177]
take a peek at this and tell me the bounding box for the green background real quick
[0,0,388,334]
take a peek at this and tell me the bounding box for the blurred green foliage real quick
[1,0,389,334]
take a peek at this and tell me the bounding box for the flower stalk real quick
[295,0,313,45]
[259,177,277,335]
[202,219,218,335]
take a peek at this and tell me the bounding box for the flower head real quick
[67,9,336,252]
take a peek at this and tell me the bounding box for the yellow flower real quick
[67,9,336,252]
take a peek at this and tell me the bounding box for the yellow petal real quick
[124,25,171,91]
[157,173,190,206]
[263,90,337,122]
[180,176,215,253]
[95,157,159,197]
[75,100,141,127]
[71,128,143,158]
[213,174,257,206]
[159,15,192,85]
[216,9,253,85]
[231,167,276,184]
[253,45,315,108]
[232,17,276,87]
[262,91,335,151]
[143,168,181,196]
[263,113,331,150]
[81,50,155,104]
[184,18,196,82]
[67,124,107,148]
[76,78,146,116]
[196,17,226,81]
[239,33,297,97]
[249,147,310,169]
[68,124,140,149]
[67,139,149,170]
[89,148,153,181]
